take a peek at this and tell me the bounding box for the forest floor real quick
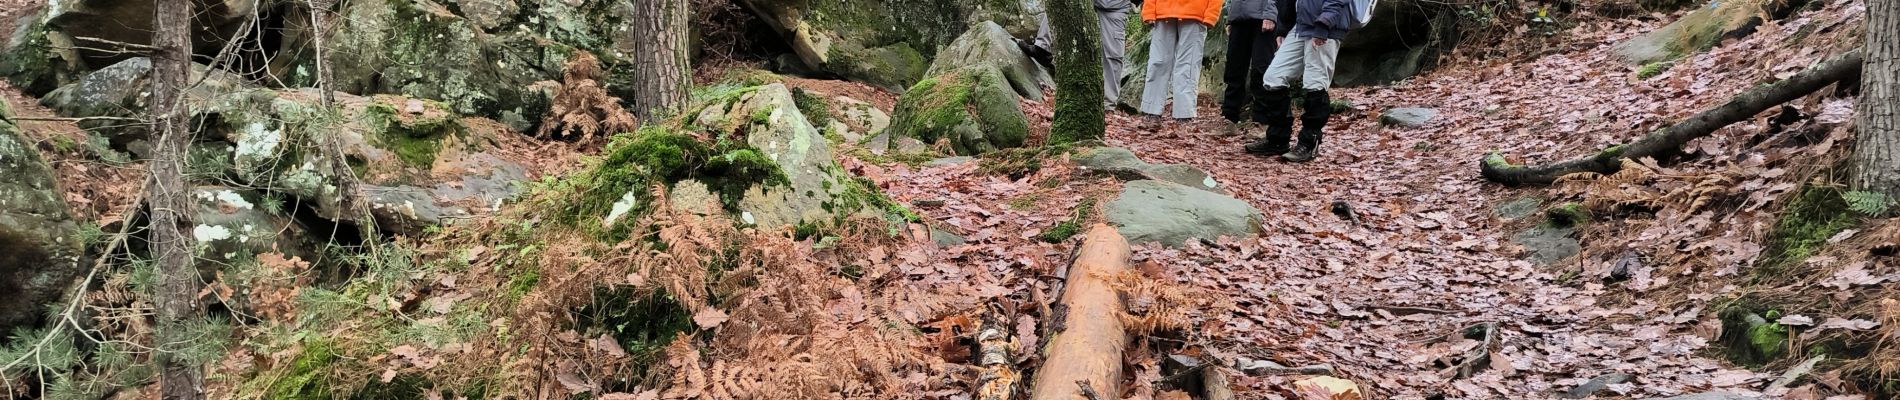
[4,0,1886,397]
[829,0,1872,397]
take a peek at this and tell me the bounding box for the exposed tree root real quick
[1481,49,1864,185]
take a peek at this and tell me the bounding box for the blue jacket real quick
[1293,0,1354,40]
[1225,0,1278,24]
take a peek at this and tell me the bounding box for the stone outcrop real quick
[888,66,1029,155]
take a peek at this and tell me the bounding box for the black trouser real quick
[1219,18,1280,123]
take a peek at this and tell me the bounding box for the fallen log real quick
[1480,49,1864,185]
[1032,224,1131,400]
[974,305,1023,400]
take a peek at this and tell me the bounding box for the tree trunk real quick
[1481,49,1864,185]
[1049,0,1107,145]
[1853,0,1900,200]
[632,0,691,121]
[149,1,204,399]
[1031,224,1129,400]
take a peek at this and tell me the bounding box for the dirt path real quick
[861,10,1866,394]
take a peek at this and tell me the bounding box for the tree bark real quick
[149,1,204,399]
[1049,0,1107,145]
[1031,224,1129,400]
[632,0,691,121]
[1853,0,1900,200]
[1481,49,1865,185]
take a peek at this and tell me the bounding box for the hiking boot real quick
[1283,89,1330,162]
[1244,122,1291,155]
[1281,134,1319,162]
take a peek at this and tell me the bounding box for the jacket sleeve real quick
[1316,0,1350,28]
[1258,0,1278,22]
[1205,0,1225,26]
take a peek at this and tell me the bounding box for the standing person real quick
[1242,0,1354,162]
[1219,0,1295,135]
[1024,0,1140,108]
[1139,0,1223,124]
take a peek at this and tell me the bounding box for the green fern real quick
[1842,191,1891,215]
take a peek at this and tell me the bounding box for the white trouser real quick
[1261,32,1340,91]
[1139,19,1208,119]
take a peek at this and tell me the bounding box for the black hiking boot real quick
[1244,88,1294,155]
[1283,89,1331,162]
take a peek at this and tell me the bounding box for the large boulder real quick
[585,83,881,234]
[888,66,1029,155]
[1330,1,1455,86]
[0,7,82,96]
[38,57,251,153]
[191,186,321,267]
[925,21,1052,101]
[740,0,1038,91]
[0,102,84,335]
[1612,0,1760,65]
[1107,180,1264,247]
[283,0,576,128]
[200,89,531,235]
[40,0,260,68]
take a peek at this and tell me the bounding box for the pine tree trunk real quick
[1050,0,1107,144]
[150,1,204,399]
[633,0,691,121]
[1853,0,1900,200]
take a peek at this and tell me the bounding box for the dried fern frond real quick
[539,52,640,144]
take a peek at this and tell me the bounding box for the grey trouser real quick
[1140,19,1209,119]
[1035,8,1131,102]
[1261,31,1341,91]
[1099,8,1129,103]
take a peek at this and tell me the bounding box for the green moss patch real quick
[1758,185,1858,277]
[890,66,1029,155]
[556,127,789,236]
[573,287,694,386]
[263,339,339,400]
[365,98,466,168]
[1039,198,1097,243]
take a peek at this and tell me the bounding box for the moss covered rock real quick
[574,83,884,235]
[925,21,1052,101]
[889,66,1029,155]
[281,0,575,129]
[0,105,83,335]
[0,8,82,96]
[37,57,252,154]
[1612,0,1761,64]
[740,0,1036,91]
[199,89,530,235]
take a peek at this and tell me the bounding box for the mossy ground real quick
[1757,185,1858,278]
[1038,197,1097,243]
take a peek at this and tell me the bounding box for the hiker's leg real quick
[1260,33,1305,91]
[1287,38,1341,162]
[1099,8,1130,104]
[1169,22,1208,119]
[1247,27,1280,124]
[1300,36,1341,92]
[1220,19,1262,122]
[1140,20,1181,116]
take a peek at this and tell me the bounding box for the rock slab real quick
[1107,180,1264,247]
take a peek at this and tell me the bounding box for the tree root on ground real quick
[1480,49,1864,185]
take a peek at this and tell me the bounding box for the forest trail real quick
[858,1,1866,394]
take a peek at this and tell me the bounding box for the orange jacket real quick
[1141,0,1224,25]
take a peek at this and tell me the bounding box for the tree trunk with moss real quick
[633,0,691,121]
[150,1,204,399]
[1853,0,1900,203]
[1049,0,1107,144]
